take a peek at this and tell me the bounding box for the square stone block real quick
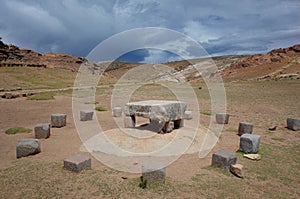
[142,162,166,184]
[216,113,229,124]
[51,114,66,128]
[184,111,193,120]
[113,107,122,117]
[239,134,261,154]
[34,123,50,139]
[16,139,41,158]
[238,122,253,136]
[64,154,91,172]
[287,118,300,131]
[80,110,94,121]
[211,150,237,170]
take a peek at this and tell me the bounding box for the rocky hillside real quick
[221,44,300,81]
[0,37,86,71]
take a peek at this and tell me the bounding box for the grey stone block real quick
[238,122,253,136]
[216,113,229,124]
[211,150,237,170]
[239,134,261,154]
[163,121,174,133]
[142,162,166,184]
[16,139,41,158]
[80,110,94,121]
[34,123,50,139]
[113,107,122,117]
[51,114,66,128]
[287,118,300,131]
[64,154,91,172]
[184,111,193,120]
[124,116,135,128]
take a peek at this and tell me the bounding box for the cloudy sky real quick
[0,0,300,63]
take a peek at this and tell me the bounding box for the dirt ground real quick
[0,79,299,198]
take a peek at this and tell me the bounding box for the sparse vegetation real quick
[95,106,107,111]
[5,127,32,135]
[271,137,286,142]
[200,110,215,115]
[84,101,99,105]
[27,92,55,100]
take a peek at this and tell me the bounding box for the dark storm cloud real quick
[0,0,299,63]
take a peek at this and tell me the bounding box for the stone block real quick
[113,107,122,117]
[80,110,94,121]
[238,122,253,136]
[211,150,237,170]
[163,121,174,133]
[239,134,261,154]
[216,113,229,124]
[287,118,300,131]
[34,123,50,139]
[16,139,41,158]
[51,114,66,128]
[184,111,193,120]
[64,154,91,172]
[124,116,135,128]
[142,162,166,184]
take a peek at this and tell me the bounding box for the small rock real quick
[51,114,67,128]
[142,162,166,184]
[0,88,4,92]
[216,113,229,124]
[211,150,237,170]
[3,92,13,99]
[34,123,51,139]
[64,154,91,172]
[268,125,277,131]
[230,164,244,178]
[121,176,128,179]
[16,87,22,91]
[243,154,261,161]
[238,122,253,136]
[80,110,94,121]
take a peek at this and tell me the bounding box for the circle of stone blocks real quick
[287,117,300,131]
[216,113,229,124]
[124,116,135,128]
[239,134,261,154]
[16,138,41,158]
[34,123,51,139]
[51,114,66,128]
[113,107,122,117]
[63,154,91,172]
[142,162,166,184]
[211,150,237,170]
[80,110,94,121]
[184,111,193,120]
[238,122,253,136]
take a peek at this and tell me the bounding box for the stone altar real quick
[124,100,187,133]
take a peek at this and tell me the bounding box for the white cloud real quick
[0,0,299,61]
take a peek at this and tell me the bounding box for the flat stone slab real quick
[34,123,50,139]
[287,118,300,131]
[216,113,229,124]
[125,100,187,122]
[142,162,166,184]
[238,122,253,136]
[230,164,244,178]
[16,139,41,158]
[212,150,237,170]
[64,154,91,172]
[51,114,66,128]
[243,154,261,161]
[80,110,94,121]
[113,107,122,117]
[239,134,261,154]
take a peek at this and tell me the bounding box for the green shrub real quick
[27,92,54,100]
[95,106,107,111]
[5,127,32,135]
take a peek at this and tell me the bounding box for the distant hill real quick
[0,37,87,71]
[221,44,300,81]
[1,37,299,81]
